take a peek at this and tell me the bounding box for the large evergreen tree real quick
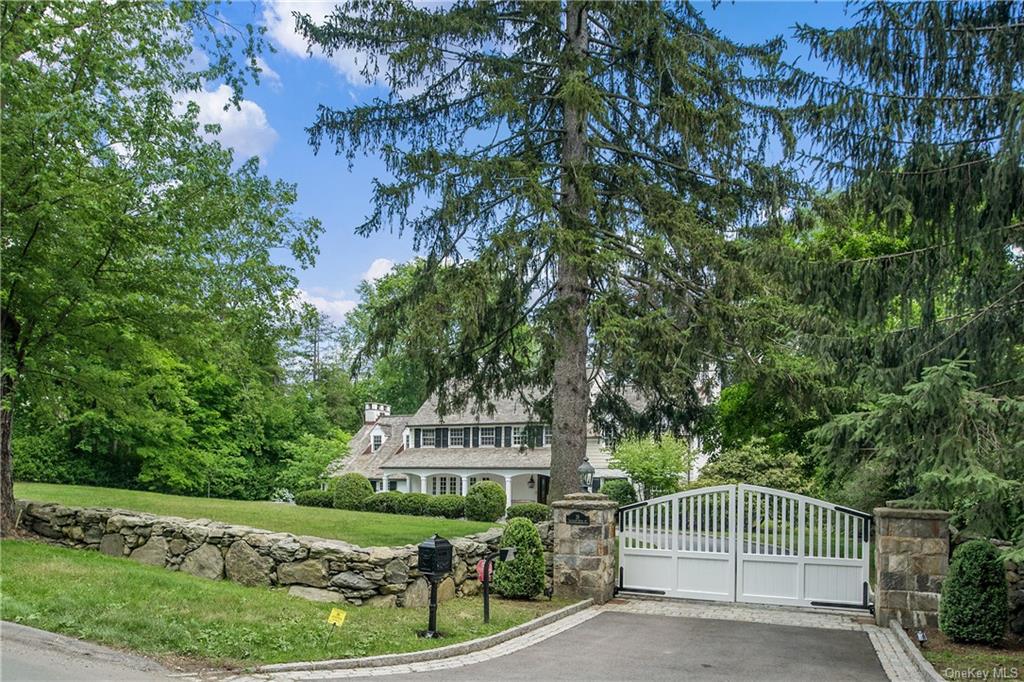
[299,1,795,499]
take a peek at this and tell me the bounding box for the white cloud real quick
[179,84,278,160]
[295,287,357,321]
[262,0,384,85]
[363,258,395,282]
[255,56,282,91]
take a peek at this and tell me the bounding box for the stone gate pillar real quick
[874,506,952,628]
[551,493,617,604]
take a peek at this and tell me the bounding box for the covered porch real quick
[381,469,549,507]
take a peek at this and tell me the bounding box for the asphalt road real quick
[369,611,889,681]
[1,621,171,682]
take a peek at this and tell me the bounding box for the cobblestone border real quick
[254,599,594,674]
[888,620,945,682]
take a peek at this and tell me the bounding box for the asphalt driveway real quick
[371,611,889,681]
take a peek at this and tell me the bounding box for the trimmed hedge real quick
[599,479,637,507]
[506,502,551,523]
[330,473,374,510]
[465,481,506,522]
[940,540,1008,644]
[427,494,465,519]
[361,491,403,514]
[492,518,546,599]
[294,489,333,508]
[396,492,431,516]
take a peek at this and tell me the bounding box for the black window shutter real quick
[435,427,443,448]
[440,427,448,448]
[472,427,479,447]
[414,429,421,448]
[505,426,513,447]
[494,427,501,447]
[463,427,471,448]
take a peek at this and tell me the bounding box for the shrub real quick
[465,481,506,522]
[396,492,431,516]
[329,473,375,510]
[599,479,637,507]
[492,518,546,599]
[506,502,551,523]
[940,540,1008,644]
[427,494,465,519]
[361,491,403,514]
[294,489,333,508]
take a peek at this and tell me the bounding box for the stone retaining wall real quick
[15,500,553,608]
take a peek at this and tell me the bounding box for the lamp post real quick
[416,534,453,638]
[577,456,595,493]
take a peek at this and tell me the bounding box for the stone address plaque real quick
[566,510,590,526]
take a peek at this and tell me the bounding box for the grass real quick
[14,483,496,547]
[920,628,1024,680]
[0,540,568,669]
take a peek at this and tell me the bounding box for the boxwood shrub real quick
[940,540,1008,644]
[427,494,465,519]
[599,479,637,507]
[396,492,431,516]
[294,489,333,508]
[506,502,551,523]
[362,491,403,514]
[492,517,546,599]
[465,481,506,522]
[330,473,374,510]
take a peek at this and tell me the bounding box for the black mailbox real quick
[417,534,453,577]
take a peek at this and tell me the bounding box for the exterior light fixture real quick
[527,475,535,489]
[916,630,928,647]
[578,456,595,492]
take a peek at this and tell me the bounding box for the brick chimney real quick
[363,402,391,424]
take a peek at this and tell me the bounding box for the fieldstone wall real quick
[874,506,952,628]
[551,492,617,605]
[15,500,553,608]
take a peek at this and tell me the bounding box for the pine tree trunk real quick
[0,371,17,537]
[549,0,590,502]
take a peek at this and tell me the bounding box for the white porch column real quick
[504,475,512,508]
[461,475,470,497]
[381,473,389,492]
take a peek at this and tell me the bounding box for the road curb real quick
[254,598,594,673]
[888,620,946,682]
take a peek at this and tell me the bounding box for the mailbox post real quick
[417,534,453,638]
[479,546,516,624]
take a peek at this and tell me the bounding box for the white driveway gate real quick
[617,484,872,609]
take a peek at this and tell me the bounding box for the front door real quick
[537,474,549,504]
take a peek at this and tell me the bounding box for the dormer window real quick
[480,427,495,446]
[512,426,525,446]
[421,429,435,447]
[372,434,383,451]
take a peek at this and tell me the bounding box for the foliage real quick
[15,482,495,546]
[361,491,403,515]
[465,481,506,523]
[300,1,798,500]
[598,479,637,507]
[329,474,374,511]
[940,541,1009,645]
[505,503,552,523]
[395,492,431,517]
[294,489,333,508]
[0,540,565,666]
[276,431,350,496]
[611,435,696,499]
[492,518,546,600]
[426,495,465,520]
[810,362,1024,538]
[693,438,816,497]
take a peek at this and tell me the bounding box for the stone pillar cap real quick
[551,493,617,510]
[874,506,952,520]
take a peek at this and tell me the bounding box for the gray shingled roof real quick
[407,393,542,426]
[381,447,551,470]
[331,414,410,480]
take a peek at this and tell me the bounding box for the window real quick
[480,427,495,446]
[372,434,383,451]
[421,429,435,447]
[404,434,410,449]
[511,426,525,446]
[388,480,398,491]
[543,425,552,446]
[371,479,381,492]
[431,476,460,495]
[450,429,464,447]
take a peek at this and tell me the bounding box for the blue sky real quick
[203,1,855,321]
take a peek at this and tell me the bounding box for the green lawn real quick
[0,540,566,668]
[921,629,1024,680]
[14,483,496,547]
